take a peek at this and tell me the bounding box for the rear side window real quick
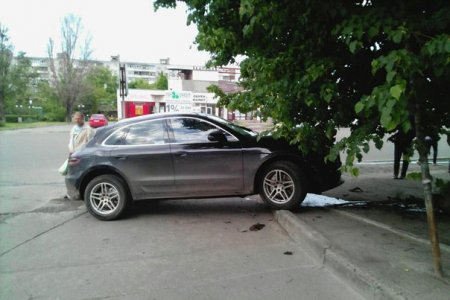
[104,128,128,145]
[124,120,167,145]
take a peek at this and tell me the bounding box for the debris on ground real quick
[249,223,265,231]
[349,187,364,193]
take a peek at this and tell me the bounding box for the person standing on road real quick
[69,111,95,154]
[388,128,415,179]
[424,128,440,165]
[447,133,450,173]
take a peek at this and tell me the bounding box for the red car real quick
[89,114,109,128]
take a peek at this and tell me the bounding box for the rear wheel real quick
[84,175,129,220]
[259,161,306,210]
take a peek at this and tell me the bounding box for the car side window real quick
[124,120,167,145]
[104,128,128,145]
[170,118,233,144]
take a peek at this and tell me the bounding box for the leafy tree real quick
[154,72,168,90]
[128,78,154,90]
[0,23,13,124]
[6,53,37,112]
[0,24,37,123]
[48,14,92,122]
[128,73,168,90]
[36,81,65,121]
[155,0,450,276]
[83,66,118,114]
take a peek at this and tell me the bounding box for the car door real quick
[167,117,244,196]
[107,119,175,200]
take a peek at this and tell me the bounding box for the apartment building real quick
[23,54,243,119]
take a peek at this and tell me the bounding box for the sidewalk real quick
[275,162,450,299]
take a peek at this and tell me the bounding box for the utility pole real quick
[119,64,127,119]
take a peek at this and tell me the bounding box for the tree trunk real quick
[0,91,5,124]
[414,104,443,278]
[66,101,72,123]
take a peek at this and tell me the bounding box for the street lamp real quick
[77,104,86,119]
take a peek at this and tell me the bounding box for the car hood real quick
[248,135,298,152]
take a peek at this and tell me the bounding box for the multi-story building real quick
[23,55,243,120]
[117,63,242,120]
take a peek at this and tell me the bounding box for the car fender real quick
[78,163,136,200]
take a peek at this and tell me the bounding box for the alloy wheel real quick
[89,182,120,215]
[263,169,295,204]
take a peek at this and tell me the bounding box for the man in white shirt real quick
[69,112,95,154]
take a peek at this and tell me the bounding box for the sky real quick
[0,0,212,65]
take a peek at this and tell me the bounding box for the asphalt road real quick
[0,125,69,213]
[0,126,363,299]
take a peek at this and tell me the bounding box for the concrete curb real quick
[274,210,408,300]
[331,209,450,254]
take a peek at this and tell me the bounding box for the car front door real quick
[167,117,244,196]
[107,119,175,200]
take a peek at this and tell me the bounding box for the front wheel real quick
[84,175,129,220]
[259,161,306,210]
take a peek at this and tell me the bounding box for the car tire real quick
[258,161,306,210]
[84,175,129,221]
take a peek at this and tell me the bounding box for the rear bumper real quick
[65,176,81,200]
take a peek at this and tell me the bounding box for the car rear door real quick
[107,119,175,200]
[167,117,244,197]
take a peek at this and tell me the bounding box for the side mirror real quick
[208,130,227,143]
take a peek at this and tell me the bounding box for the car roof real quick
[116,112,210,125]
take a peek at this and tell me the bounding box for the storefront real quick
[117,89,222,119]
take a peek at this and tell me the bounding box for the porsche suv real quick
[65,113,342,220]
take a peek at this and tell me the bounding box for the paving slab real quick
[276,208,450,300]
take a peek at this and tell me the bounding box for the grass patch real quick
[0,121,68,131]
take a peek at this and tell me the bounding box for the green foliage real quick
[36,81,66,122]
[155,0,450,173]
[5,52,37,111]
[155,72,168,90]
[0,24,14,123]
[434,179,450,196]
[128,72,168,90]
[1,24,37,122]
[83,66,118,114]
[406,172,422,181]
[48,14,92,122]
[128,78,153,90]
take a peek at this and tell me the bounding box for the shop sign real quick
[165,91,191,101]
[192,94,207,102]
[166,102,192,113]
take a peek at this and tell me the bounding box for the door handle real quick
[113,155,128,160]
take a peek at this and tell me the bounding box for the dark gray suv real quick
[66,113,342,220]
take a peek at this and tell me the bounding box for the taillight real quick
[68,156,81,166]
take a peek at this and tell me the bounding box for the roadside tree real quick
[7,53,37,112]
[155,0,450,276]
[154,72,168,90]
[83,66,118,114]
[128,73,168,90]
[0,24,37,123]
[36,81,66,121]
[128,78,153,90]
[48,14,92,122]
[0,24,13,124]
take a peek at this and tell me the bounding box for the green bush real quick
[5,114,43,123]
[40,109,66,122]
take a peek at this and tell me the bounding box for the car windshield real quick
[207,115,258,137]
